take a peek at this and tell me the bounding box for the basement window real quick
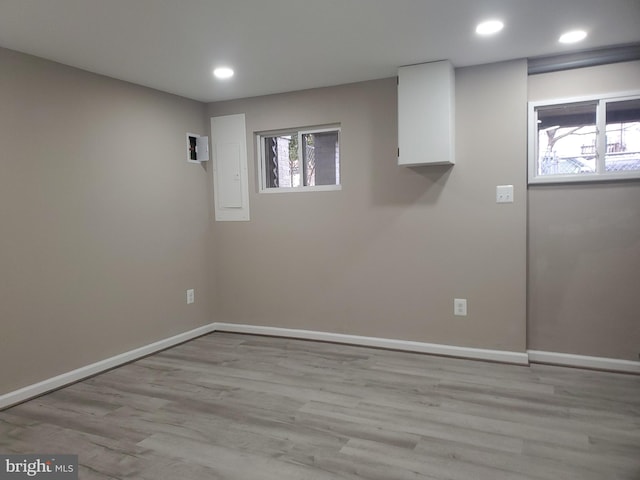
[257,126,341,192]
[528,93,640,184]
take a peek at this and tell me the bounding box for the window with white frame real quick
[528,93,640,184]
[257,126,340,192]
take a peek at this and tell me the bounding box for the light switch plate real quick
[496,185,514,203]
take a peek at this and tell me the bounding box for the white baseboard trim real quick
[0,323,217,411]
[5,322,638,410]
[212,323,530,366]
[527,350,640,374]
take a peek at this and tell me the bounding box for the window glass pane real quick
[260,126,340,191]
[536,102,597,176]
[302,131,339,186]
[605,99,640,173]
[263,134,300,188]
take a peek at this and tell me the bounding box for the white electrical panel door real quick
[217,143,243,208]
[211,114,250,221]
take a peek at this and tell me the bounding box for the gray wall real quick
[207,60,528,353]
[0,48,213,395]
[527,61,640,360]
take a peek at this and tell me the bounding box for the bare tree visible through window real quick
[530,94,640,183]
[537,102,596,175]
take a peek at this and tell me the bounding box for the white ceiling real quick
[1,0,639,102]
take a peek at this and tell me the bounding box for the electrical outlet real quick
[454,298,467,316]
[496,185,514,203]
[186,289,195,304]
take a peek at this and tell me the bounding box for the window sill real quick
[259,185,342,194]
[529,171,640,185]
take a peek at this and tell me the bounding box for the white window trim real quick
[528,90,640,185]
[256,125,341,193]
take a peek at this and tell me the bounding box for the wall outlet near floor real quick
[454,298,467,316]
[186,289,195,304]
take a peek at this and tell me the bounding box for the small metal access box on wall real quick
[186,133,210,163]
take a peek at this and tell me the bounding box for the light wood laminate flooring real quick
[1,332,639,479]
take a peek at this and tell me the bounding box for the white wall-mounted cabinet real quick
[398,60,455,166]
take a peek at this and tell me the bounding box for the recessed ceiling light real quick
[559,30,587,44]
[213,67,234,79]
[476,20,504,36]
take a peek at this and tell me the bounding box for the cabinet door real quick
[398,61,455,166]
[196,135,209,162]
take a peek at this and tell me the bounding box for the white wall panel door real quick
[211,114,250,221]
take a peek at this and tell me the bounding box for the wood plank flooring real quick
[1,332,639,479]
